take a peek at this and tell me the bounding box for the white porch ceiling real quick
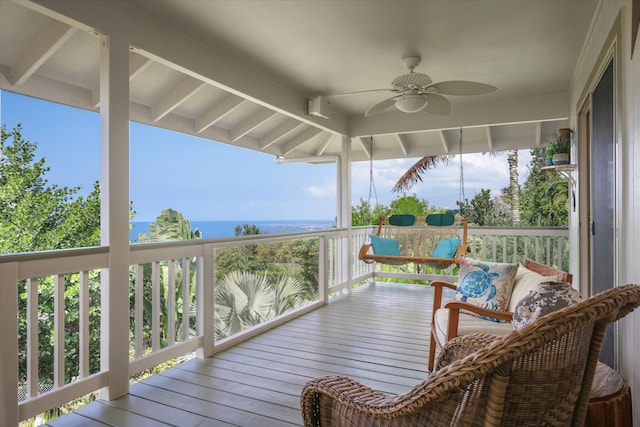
[0,0,598,162]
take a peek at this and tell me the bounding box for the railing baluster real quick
[27,278,38,399]
[502,236,507,262]
[152,261,160,352]
[54,274,64,389]
[491,235,497,261]
[134,264,144,358]
[182,258,190,342]
[168,259,176,346]
[80,271,89,379]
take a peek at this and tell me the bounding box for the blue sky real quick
[1,90,532,222]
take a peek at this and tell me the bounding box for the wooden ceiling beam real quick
[282,127,323,156]
[534,121,543,146]
[11,20,76,86]
[485,126,494,151]
[438,130,451,153]
[195,94,245,133]
[230,108,277,142]
[359,137,372,159]
[259,119,302,150]
[314,133,333,156]
[395,134,409,156]
[152,77,206,122]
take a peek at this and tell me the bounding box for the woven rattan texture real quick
[301,285,640,426]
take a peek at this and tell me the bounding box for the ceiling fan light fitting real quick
[395,94,428,113]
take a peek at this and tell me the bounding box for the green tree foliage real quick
[389,194,434,216]
[1,124,103,394]
[0,124,101,253]
[234,223,262,236]
[136,208,201,242]
[351,198,390,226]
[457,189,511,226]
[520,148,569,226]
[132,209,202,352]
[351,194,442,226]
[215,232,319,302]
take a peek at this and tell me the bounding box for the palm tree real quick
[392,150,521,226]
[214,271,308,339]
[506,149,520,226]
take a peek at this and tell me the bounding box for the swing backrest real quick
[378,214,467,261]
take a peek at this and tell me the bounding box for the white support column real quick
[338,135,353,293]
[99,32,130,400]
[0,262,19,426]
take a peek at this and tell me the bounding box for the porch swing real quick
[357,130,468,269]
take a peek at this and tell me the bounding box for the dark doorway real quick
[590,58,615,367]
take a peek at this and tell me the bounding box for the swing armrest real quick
[358,243,373,262]
[455,243,469,259]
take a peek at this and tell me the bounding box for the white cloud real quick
[351,150,534,209]
[304,183,336,199]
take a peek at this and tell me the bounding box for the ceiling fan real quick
[337,56,497,117]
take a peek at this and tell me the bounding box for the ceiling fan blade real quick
[331,88,395,97]
[423,94,451,115]
[430,80,497,95]
[365,96,397,117]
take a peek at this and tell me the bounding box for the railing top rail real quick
[130,227,348,251]
[0,246,108,264]
[468,226,568,237]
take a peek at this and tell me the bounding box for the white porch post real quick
[0,262,19,425]
[337,135,353,293]
[99,32,130,400]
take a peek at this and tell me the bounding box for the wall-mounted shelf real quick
[542,164,577,211]
[541,164,577,186]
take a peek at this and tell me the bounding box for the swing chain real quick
[459,128,465,208]
[368,136,378,207]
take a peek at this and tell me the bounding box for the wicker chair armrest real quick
[444,301,514,322]
[435,333,500,370]
[301,375,397,426]
[301,371,482,426]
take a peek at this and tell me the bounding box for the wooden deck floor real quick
[46,282,434,427]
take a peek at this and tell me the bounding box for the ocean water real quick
[130,219,336,241]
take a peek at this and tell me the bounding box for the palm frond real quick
[392,155,454,193]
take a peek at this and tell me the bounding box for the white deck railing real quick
[0,226,568,424]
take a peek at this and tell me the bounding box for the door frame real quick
[576,12,623,367]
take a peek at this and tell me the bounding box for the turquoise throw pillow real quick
[431,237,460,258]
[369,234,401,256]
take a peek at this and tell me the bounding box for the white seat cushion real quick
[433,308,514,343]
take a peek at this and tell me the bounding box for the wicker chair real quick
[300,285,640,427]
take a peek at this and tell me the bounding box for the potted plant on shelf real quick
[545,146,555,165]
[550,132,571,165]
